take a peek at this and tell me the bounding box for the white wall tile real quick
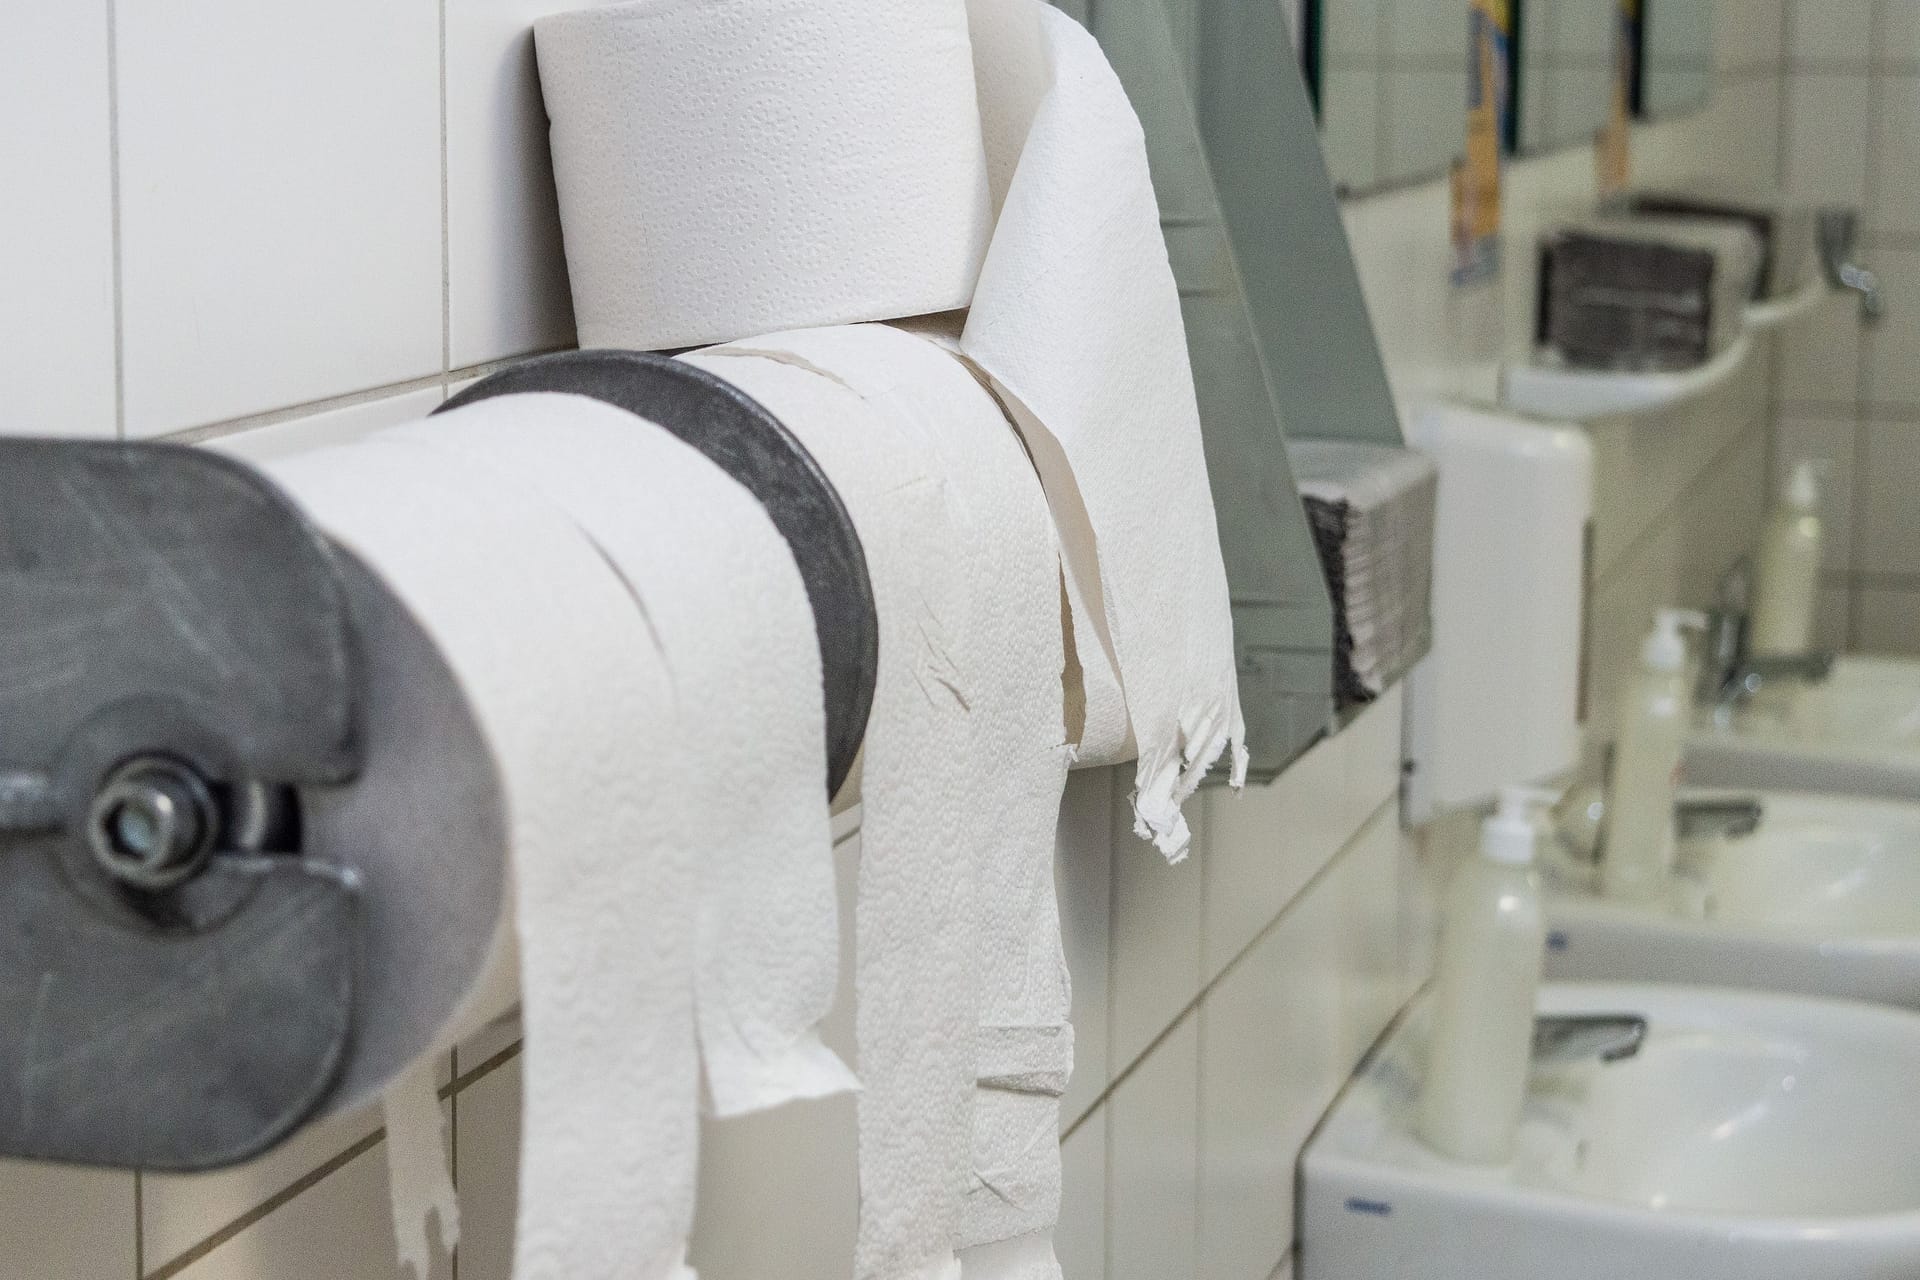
[1107,1014,1199,1280]
[203,387,444,464]
[1773,415,1859,573]
[1880,0,1920,65]
[1109,793,1205,1076]
[2,2,116,438]
[1783,74,1873,205]
[1864,249,1920,406]
[1383,0,1461,61]
[170,1138,443,1280]
[0,1161,133,1279]
[142,1099,387,1273]
[450,1054,521,1280]
[1871,72,1920,235]
[1057,1110,1107,1280]
[1200,731,1345,982]
[1857,586,1920,653]
[1780,293,1864,406]
[1860,420,1920,575]
[1060,768,1115,1125]
[1788,0,1876,63]
[1196,812,1402,1280]
[1341,688,1405,833]
[1817,580,1855,650]
[1382,69,1466,182]
[445,0,578,368]
[1717,0,1787,70]
[116,0,443,436]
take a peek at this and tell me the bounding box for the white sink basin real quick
[1301,984,1920,1279]
[1688,657,1920,800]
[1544,792,1920,1007]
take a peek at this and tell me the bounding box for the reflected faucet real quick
[1533,1014,1648,1065]
[1696,559,1835,720]
[1818,208,1885,324]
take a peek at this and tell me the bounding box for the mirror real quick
[1515,0,1618,154]
[1305,1,1476,194]
[1639,0,1713,119]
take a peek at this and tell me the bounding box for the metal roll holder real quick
[0,356,878,1171]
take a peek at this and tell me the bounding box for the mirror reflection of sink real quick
[1301,984,1920,1279]
[1544,791,1920,1006]
[1688,657,1920,800]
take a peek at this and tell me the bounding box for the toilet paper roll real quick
[961,0,1247,858]
[680,346,974,1280]
[382,395,857,1118]
[264,411,699,1280]
[533,0,994,352]
[699,325,1074,1257]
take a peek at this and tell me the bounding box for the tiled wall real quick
[1,2,1800,1279]
[1343,0,1789,732]
[1770,0,1920,654]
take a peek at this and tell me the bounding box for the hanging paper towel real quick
[960,0,1246,859]
[533,0,994,351]
[264,397,705,1280]
[382,396,857,1119]
[698,324,1076,1263]
[681,343,980,1280]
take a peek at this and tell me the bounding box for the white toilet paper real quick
[961,0,1247,858]
[699,325,1074,1259]
[382,1061,457,1280]
[680,346,974,1280]
[533,0,994,352]
[266,409,699,1280]
[382,396,857,1119]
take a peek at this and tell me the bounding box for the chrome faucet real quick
[1696,560,1835,720]
[1818,207,1885,324]
[1533,1014,1647,1065]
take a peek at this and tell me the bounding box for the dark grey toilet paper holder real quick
[442,350,878,799]
[0,440,363,1172]
[0,356,878,1173]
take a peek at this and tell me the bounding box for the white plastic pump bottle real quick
[1750,460,1825,656]
[1602,609,1702,902]
[1418,786,1550,1165]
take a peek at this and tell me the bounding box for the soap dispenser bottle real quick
[1418,787,1549,1165]
[1750,460,1826,656]
[1602,609,1701,903]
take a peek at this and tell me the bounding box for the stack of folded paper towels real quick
[241,2,1248,1277]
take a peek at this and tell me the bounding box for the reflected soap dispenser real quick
[1751,460,1826,656]
[1602,609,1702,902]
[1418,787,1549,1165]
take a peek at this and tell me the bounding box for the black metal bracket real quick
[441,350,878,798]
[0,441,362,1170]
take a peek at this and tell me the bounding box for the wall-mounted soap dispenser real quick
[1405,406,1595,823]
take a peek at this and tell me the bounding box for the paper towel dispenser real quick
[1089,0,1420,777]
[0,358,879,1172]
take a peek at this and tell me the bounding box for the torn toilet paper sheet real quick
[889,312,1131,767]
[266,422,697,1280]
[699,325,1073,1253]
[387,396,856,1118]
[961,0,1247,859]
[383,1060,457,1280]
[681,347,973,1280]
[534,0,993,351]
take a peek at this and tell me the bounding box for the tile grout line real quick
[1066,791,1400,1141]
[106,0,125,442]
[440,0,453,392]
[142,1040,523,1280]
